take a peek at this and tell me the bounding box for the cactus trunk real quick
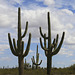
[36,65,38,69]
[47,55,52,75]
[18,56,24,75]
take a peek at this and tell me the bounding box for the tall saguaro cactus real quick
[8,7,31,75]
[32,45,42,69]
[39,12,65,75]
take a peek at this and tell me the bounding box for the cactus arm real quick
[44,34,46,47]
[55,34,59,48]
[21,22,28,38]
[56,34,59,44]
[13,38,19,54]
[31,56,35,63]
[22,33,31,57]
[8,33,18,56]
[33,60,42,65]
[39,27,48,39]
[51,32,65,56]
[52,34,59,50]
[45,51,48,57]
[32,58,35,65]
[38,60,42,65]
[52,38,55,45]
[40,38,48,51]
[43,34,48,56]
[13,38,17,50]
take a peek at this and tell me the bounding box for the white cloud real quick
[0,44,9,51]
[0,57,11,61]
[0,1,75,49]
[0,4,17,28]
[44,0,55,5]
[72,60,75,62]
[65,23,73,29]
[3,0,24,5]
[61,9,73,15]
[11,0,24,4]
[0,52,4,54]
[57,62,65,65]
[36,0,43,1]
[65,35,75,45]
[29,50,35,53]
[58,48,73,57]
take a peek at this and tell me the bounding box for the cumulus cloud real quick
[44,0,55,5]
[72,60,75,62]
[9,0,24,4]
[0,44,9,51]
[0,57,11,61]
[0,52,4,54]
[36,0,55,5]
[29,50,35,53]
[61,9,73,15]
[58,48,73,57]
[0,4,17,28]
[36,0,43,1]
[0,4,75,46]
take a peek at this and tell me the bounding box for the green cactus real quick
[32,45,42,69]
[8,7,31,75]
[39,12,65,75]
[31,56,35,70]
[24,59,27,69]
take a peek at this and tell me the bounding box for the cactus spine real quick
[8,7,31,75]
[39,12,65,75]
[32,45,42,69]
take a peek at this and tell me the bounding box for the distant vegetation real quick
[0,64,75,75]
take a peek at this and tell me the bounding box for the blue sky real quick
[0,0,75,68]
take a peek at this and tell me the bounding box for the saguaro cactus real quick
[8,7,31,75]
[32,45,42,69]
[39,12,65,75]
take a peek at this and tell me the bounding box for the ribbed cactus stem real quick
[39,12,65,75]
[48,12,51,47]
[18,7,21,41]
[36,45,39,63]
[8,7,31,75]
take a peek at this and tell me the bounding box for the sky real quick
[0,0,75,68]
